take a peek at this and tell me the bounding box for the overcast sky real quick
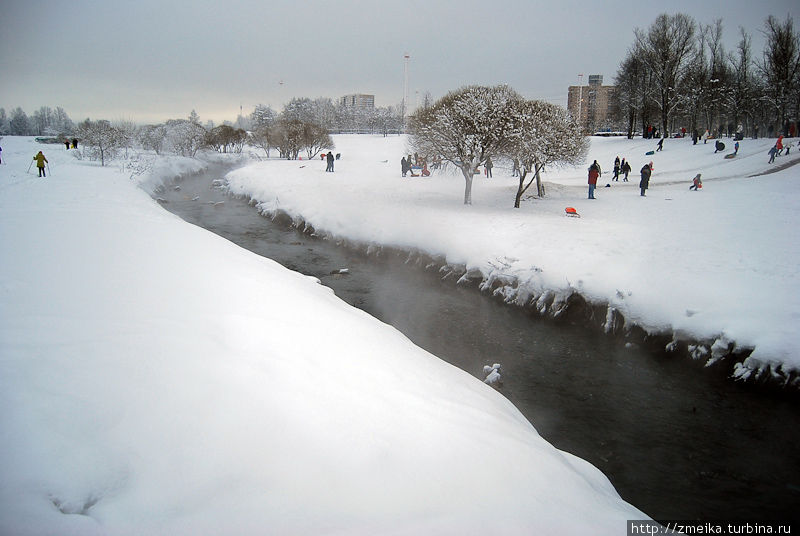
[2,0,798,124]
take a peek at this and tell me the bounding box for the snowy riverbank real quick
[225,134,800,387]
[0,136,646,533]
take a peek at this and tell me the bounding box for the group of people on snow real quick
[767,134,796,163]
[401,154,431,177]
[587,157,653,198]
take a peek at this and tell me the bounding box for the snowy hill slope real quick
[225,134,800,385]
[0,137,646,534]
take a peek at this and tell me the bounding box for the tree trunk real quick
[461,165,474,205]
[535,166,545,197]
[514,170,528,208]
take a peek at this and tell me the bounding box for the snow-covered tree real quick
[165,119,207,157]
[114,120,138,158]
[251,104,277,131]
[76,119,122,166]
[409,85,525,205]
[53,107,74,134]
[9,108,31,136]
[502,100,588,207]
[0,108,9,135]
[138,124,167,155]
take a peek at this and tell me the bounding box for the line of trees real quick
[0,106,75,136]
[2,96,407,165]
[614,13,800,139]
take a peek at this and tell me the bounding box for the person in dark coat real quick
[401,156,408,177]
[621,159,631,181]
[689,173,702,191]
[587,160,601,199]
[639,163,652,196]
[656,138,664,152]
[484,156,493,178]
[64,139,70,150]
[612,156,620,181]
[326,151,335,172]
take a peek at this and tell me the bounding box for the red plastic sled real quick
[565,207,580,218]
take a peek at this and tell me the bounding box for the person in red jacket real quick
[776,135,784,155]
[587,160,600,199]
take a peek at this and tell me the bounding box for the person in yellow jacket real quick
[33,151,48,177]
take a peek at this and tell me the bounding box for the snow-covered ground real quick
[225,133,800,385]
[1,136,646,534]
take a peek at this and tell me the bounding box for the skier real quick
[689,173,702,191]
[639,163,651,196]
[587,160,601,199]
[326,151,334,172]
[612,156,620,181]
[621,159,631,182]
[33,151,48,177]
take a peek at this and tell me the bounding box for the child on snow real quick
[689,173,702,191]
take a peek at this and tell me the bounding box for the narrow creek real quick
[155,164,800,521]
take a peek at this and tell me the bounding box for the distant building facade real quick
[567,75,620,133]
[340,94,375,110]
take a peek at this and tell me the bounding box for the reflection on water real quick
[157,165,800,521]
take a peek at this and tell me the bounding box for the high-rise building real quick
[567,75,620,133]
[340,94,375,110]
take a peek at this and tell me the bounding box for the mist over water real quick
[157,165,800,521]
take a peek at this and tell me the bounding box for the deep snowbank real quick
[224,134,800,387]
[0,137,645,533]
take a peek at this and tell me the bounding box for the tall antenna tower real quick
[403,52,410,120]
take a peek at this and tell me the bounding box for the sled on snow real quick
[724,153,737,159]
[565,207,580,218]
[645,150,655,155]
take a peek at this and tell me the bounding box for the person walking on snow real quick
[768,145,778,163]
[656,138,664,152]
[33,151,48,177]
[689,173,702,191]
[639,163,651,196]
[587,160,601,199]
[326,151,335,172]
[612,156,620,181]
[484,156,493,178]
[621,159,631,181]
[776,135,784,155]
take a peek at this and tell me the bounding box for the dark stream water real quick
[156,165,800,521]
